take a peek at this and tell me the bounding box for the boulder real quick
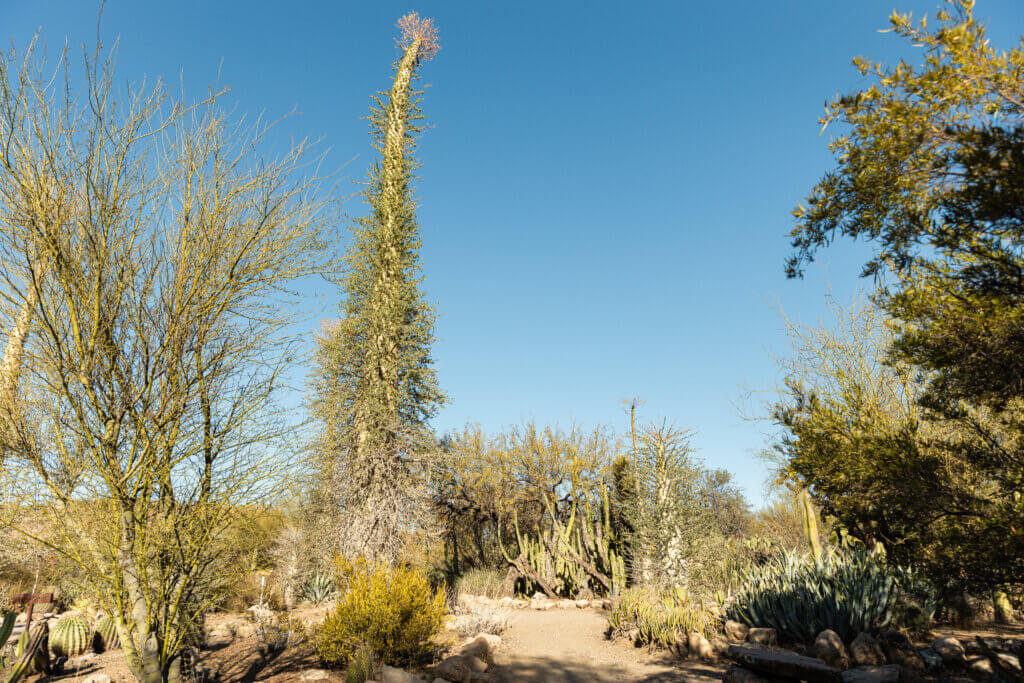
[381,666,426,683]
[998,653,1021,672]
[840,665,901,683]
[728,645,842,683]
[850,633,886,668]
[434,654,486,682]
[672,633,689,659]
[497,597,513,609]
[917,647,942,673]
[688,631,715,660]
[459,634,499,665]
[712,636,731,657]
[815,629,850,670]
[723,664,771,683]
[932,635,965,666]
[725,620,750,642]
[967,656,993,675]
[299,671,331,681]
[556,599,576,610]
[82,675,113,683]
[876,629,924,673]
[575,599,589,609]
[747,628,778,648]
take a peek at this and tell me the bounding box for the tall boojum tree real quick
[314,13,446,563]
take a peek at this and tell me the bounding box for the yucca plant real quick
[726,548,934,643]
[302,574,337,606]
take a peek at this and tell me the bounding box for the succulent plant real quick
[93,615,120,652]
[726,548,934,643]
[301,574,336,605]
[4,621,48,683]
[50,612,92,657]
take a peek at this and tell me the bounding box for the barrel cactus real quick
[93,615,120,652]
[50,612,92,657]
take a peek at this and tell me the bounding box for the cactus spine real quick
[50,612,91,657]
[501,482,626,597]
[800,488,823,562]
[4,621,47,683]
[93,615,120,652]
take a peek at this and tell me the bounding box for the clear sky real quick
[3,1,1021,504]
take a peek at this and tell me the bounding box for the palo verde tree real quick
[786,0,1024,593]
[0,39,332,682]
[313,13,445,563]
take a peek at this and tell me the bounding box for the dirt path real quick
[489,609,727,682]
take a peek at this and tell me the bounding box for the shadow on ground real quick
[489,654,725,682]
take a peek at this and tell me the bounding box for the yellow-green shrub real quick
[314,559,446,669]
[608,586,716,648]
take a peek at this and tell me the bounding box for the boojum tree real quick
[314,14,445,563]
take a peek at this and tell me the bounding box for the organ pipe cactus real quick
[50,612,91,657]
[500,482,626,597]
[93,615,120,652]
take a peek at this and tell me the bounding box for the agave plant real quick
[726,548,934,643]
[301,574,336,605]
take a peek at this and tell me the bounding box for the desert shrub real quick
[313,559,446,669]
[608,586,716,648]
[220,571,283,613]
[454,567,507,598]
[450,597,511,637]
[726,548,934,643]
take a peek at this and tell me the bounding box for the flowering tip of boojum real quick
[397,12,440,60]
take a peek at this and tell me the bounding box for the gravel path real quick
[489,609,727,682]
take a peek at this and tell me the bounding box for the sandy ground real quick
[489,608,727,683]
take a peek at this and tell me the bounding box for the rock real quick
[931,635,965,666]
[917,647,942,672]
[575,599,589,609]
[381,666,426,683]
[556,599,575,610]
[712,636,731,657]
[688,631,715,660]
[672,633,689,659]
[725,620,750,642]
[876,629,924,673]
[850,633,886,667]
[82,675,113,683]
[497,597,513,608]
[747,628,778,648]
[469,674,490,683]
[459,634,499,665]
[998,653,1021,672]
[723,664,771,683]
[435,654,481,682]
[530,592,545,600]
[815,629,850,670]
[66,652,99,668]
[300,670,331,681]
[840,665,901,683]
[967,656,993,675]
[529,600,553,610]
[728,645,842,683]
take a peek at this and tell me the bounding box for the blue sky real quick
[3,1,1021,504]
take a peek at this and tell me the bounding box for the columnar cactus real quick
[93,615,120,652]
[50,612,91,657]
[4,621,48,683]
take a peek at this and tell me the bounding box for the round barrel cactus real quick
[94,615,120,652]
[50,612,92,657]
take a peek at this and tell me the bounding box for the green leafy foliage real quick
[313,559,446,669]
[726,549,934,643]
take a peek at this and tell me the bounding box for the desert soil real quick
[489,608,726,683]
